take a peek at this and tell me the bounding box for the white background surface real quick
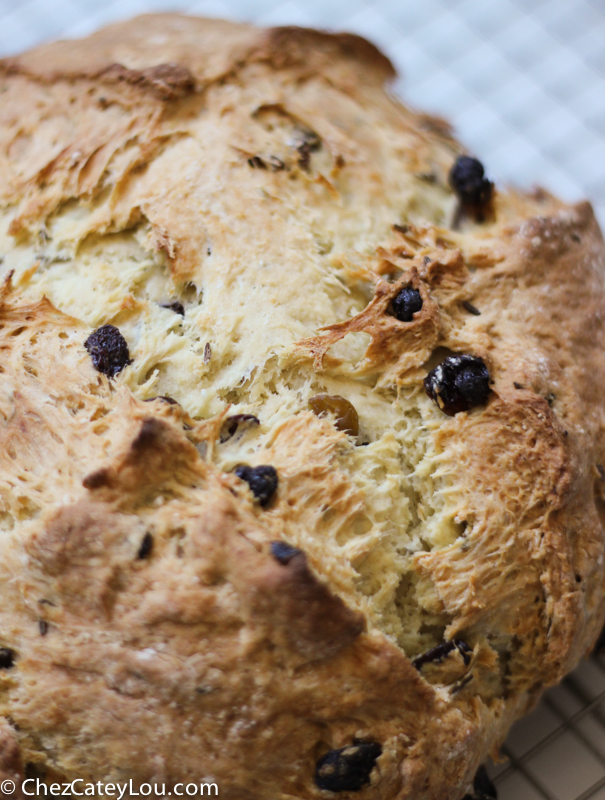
[1,1,605,798]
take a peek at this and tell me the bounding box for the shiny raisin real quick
[309,395,359,437]
[424,354,491,416]
[270,541,301,564]
[219,414,260,443]
[161,302,185,316]
[84,325,132,378]
[0,648,15,669]
[315,742,381,792]
[234,465,278,507]
[144,396,179,405]
[391,286,423,322]
[412,639,472,670]
[247,156,267,169]
[137,532,153,560]
[461,300,481,316]
[449,155,493,209]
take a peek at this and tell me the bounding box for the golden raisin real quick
[309,394,359,437]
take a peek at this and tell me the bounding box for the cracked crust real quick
[0,13,604,800]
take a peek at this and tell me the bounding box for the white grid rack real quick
[1,1,604,798]
[488,651,605,800]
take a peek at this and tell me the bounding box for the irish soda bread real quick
[0,13,604,800]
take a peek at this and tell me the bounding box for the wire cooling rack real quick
[488,651,605,800]
[0,0,604,798]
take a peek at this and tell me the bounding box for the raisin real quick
[295,128,321,151]
[461,300,481,316]
[0,648,15,669]
[270,541,302,565]
[424,354,491,416]
[219,414,260,443]
[144,396,179,405]
[297,147,312,171]
[161,302,185,316]
[309,395,359,437]
[293,128,321,171]
[391,286,423,322]
[137,532,153,559]
[412,639,472,670]
[268,156,286,171]
[462,765,497,800]
[84,325,132,378]
[234,465,278,507]
[449,155,493,209]
[315,742,381,792]
[39,620,48,636]
[248,156,267,169]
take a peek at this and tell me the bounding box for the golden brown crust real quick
[0,13,603,800]
[0,304,493,795]
[0,16,394,93]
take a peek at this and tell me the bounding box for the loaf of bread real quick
[0,14,604,799]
